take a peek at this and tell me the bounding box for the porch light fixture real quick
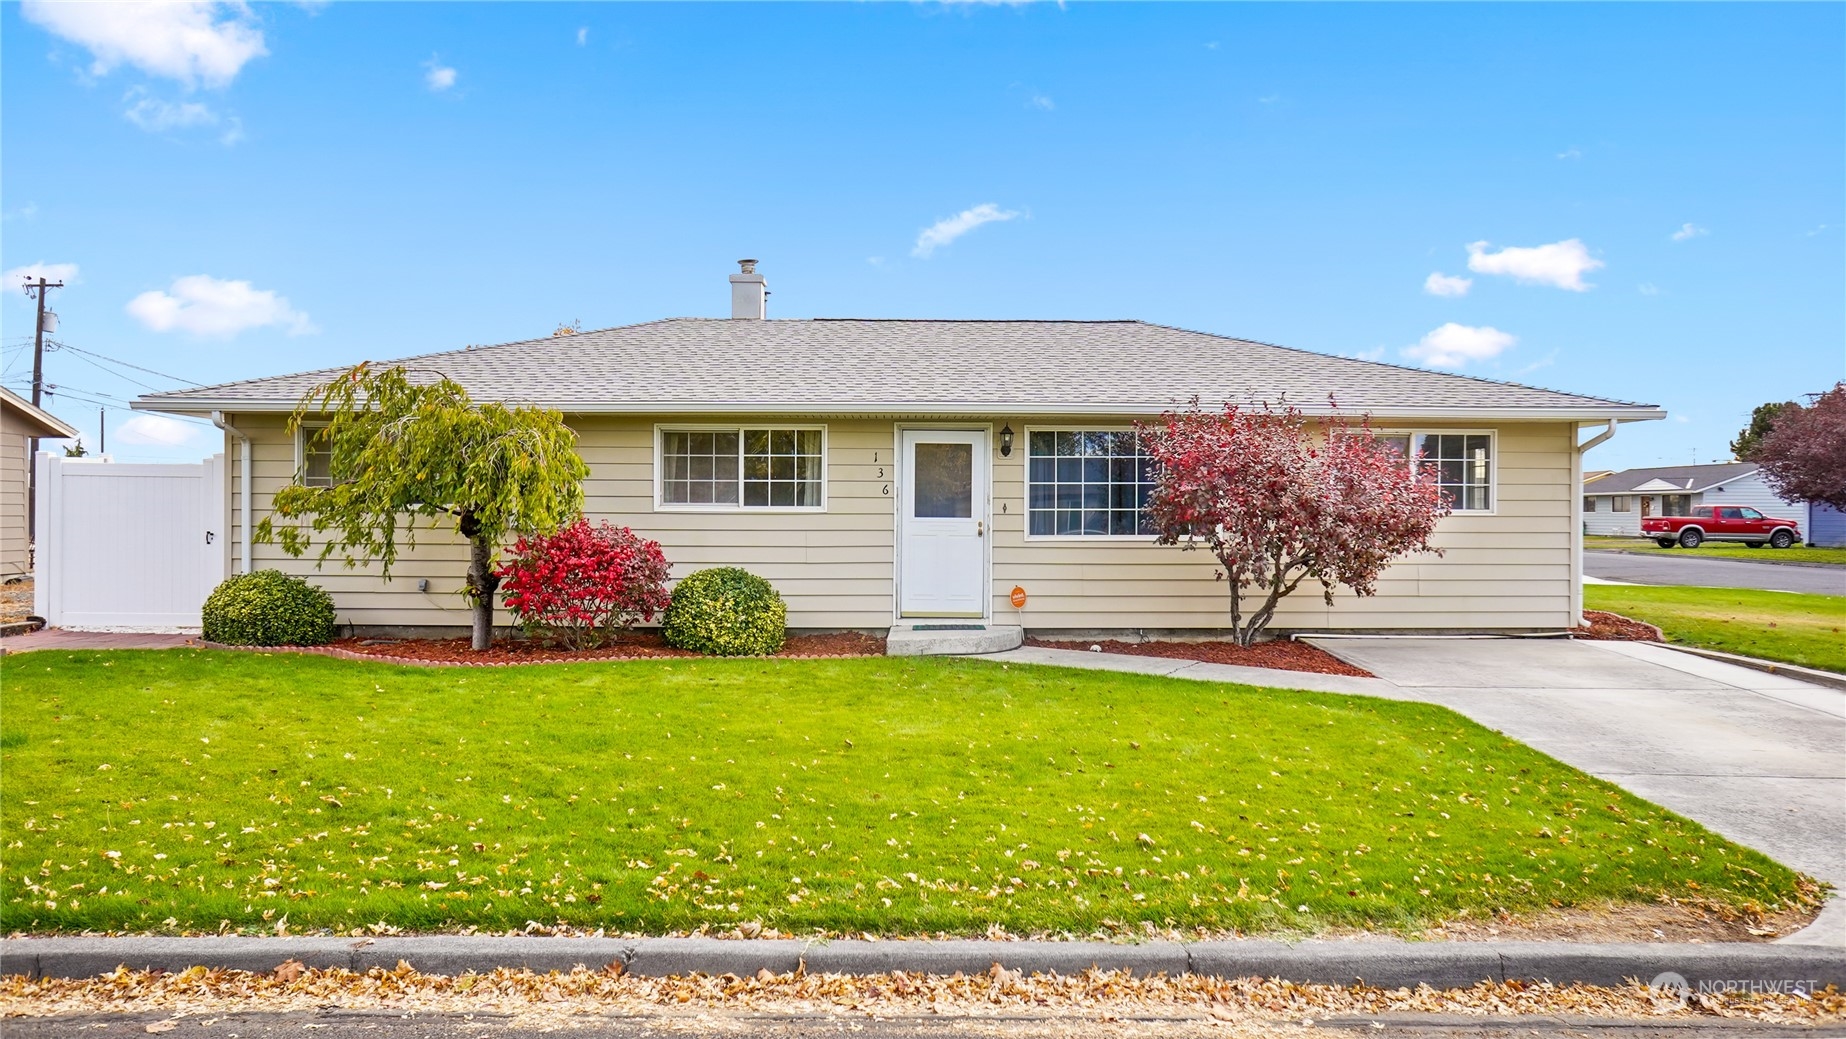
[1000,425,1014,457]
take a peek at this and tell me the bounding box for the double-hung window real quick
[658,426,825,509]
[296,423,334,488]
[1026,430,1157,537]
[1373,431,1495,512]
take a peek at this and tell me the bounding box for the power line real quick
[55,348,165,392]
[45,339,205,387]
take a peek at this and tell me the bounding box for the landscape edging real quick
[4,936,1842,990]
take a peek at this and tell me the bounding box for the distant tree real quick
[1141,402,1450,647]
[1753,382,1846,512]
[1731,400,1797,461]
[63,440,87,457]
[255,363,589,650]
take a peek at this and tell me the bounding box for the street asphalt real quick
[1584,549,1846,595]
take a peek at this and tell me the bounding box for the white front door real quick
[898,428,988,618]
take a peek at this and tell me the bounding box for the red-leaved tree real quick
[497,519,672,649]
[1754,382,1846,512]
[1141,402,1450,646]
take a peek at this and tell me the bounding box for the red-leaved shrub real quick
[496,519,671,648]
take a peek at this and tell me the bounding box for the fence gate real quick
[34,453,225,629]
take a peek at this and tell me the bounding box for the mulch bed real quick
[1570,610,1665,642]
[1025,637,1372,677]
[321,630,885,665]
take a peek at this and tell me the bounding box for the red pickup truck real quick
[1641,506,1801,549]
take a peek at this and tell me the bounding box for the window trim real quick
[293,421,335,488]
[1369,428,1499,516]
[1020,425,1161,542]
[652,422,829,513]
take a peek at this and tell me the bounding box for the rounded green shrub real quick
[660,567,787,656]
[201,570,338,647]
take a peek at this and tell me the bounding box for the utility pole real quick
[24,276,63,407]
[22,275,64,551]
[99,408,106,455]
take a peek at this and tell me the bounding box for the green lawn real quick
[0,651,1812,937]
[1584,535,1846,566]
[1585,585,1846,673]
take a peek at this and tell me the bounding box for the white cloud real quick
[424,56,457,92]
[1027,93,1054,111]
[576,26,589,45]
[1402,323,1517,368]
[1638,282,1661,296]
[5,261,80,289]
[1423,272,1472,297]
[1348,346,1387,361]
[116,414,199,447]
[912,203,1020,258]
[1670,222,1708,242]
[1511,349,1558,377]
[1807,224,1829,237]
[20,0,266,88]
[126,274,313,338]
[1257,92,1281,105]
[1672,414,1692,424]
[1465,238,1603,292]
[1556,147,1582,160]
[123,87,216,130]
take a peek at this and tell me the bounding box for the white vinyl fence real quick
[34,453,225,630]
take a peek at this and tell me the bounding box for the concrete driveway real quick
[1302,637,1846,943]
[1584,549,1846,595]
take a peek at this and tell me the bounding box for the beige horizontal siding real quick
[223,412,1575,633]
[991,420,1575,631]
[1,421,31,579]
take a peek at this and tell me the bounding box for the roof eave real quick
[134,396,1667,423]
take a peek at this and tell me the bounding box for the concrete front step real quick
[886,623,1023,657]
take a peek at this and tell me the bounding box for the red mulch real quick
[325,630,885,665]
[1571,610,1665,642]
[1024,637,1372,677]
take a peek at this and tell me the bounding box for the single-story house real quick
[1,387,77,581]
[135,262,1665,637]
[1580,462,1807,538]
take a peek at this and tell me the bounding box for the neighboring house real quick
[1,387,78,580]
[1583,469,1615,486]
[1808,503,1846,548]
[1581,462,1807,537]
[134,263,1664,636]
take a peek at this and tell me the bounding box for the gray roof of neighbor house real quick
[1584,462,1760,495]
[1,386,80,438]
[134,318,1664,420]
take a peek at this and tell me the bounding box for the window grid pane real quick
[301,427,334,488]
[1414,433,1493,512]
[1026,430,1156,537]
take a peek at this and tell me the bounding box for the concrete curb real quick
[4,936,1843,990]
[1650,643,1846,693]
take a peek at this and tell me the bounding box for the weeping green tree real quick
[255,364,589,651]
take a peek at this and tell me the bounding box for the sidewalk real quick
[0,628,199,655]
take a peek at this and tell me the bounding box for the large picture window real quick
[658,426,824,509]
[1373,431,1494,512]
[1026,430,1156,537]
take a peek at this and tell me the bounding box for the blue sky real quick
[4,2,1841,469]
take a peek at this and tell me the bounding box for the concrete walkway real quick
[981,644,1396,696]
[0,628,199,655]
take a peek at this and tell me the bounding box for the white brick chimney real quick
[729,259,767,319]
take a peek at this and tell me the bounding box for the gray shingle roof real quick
[1584,462,1759,495]
[135,318,1662,419]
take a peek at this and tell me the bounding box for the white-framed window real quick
[655,425,826,510]
[295,422,334,488]
[1663,494,1693,517]
[1611,495,1631,513]
[1372,430,1495,513]
[1024,428,1157,538]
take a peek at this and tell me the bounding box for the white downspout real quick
[1572,419,1618,625]
[212,411,253,575]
